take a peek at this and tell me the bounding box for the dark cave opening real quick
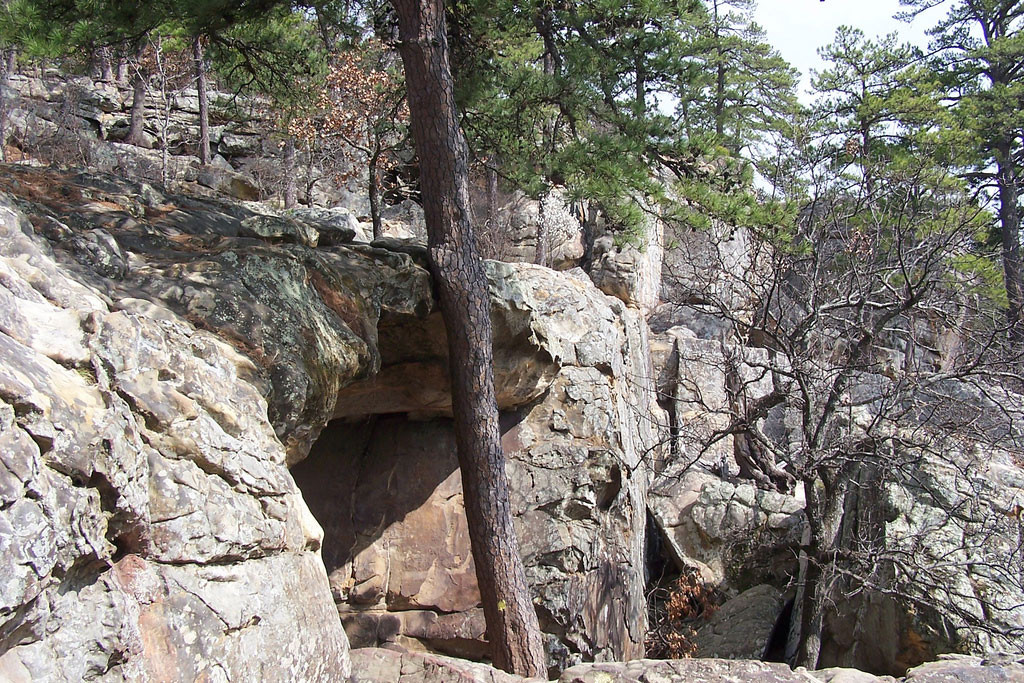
[762,596,794,663]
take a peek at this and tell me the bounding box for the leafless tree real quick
[658,149,1024,670]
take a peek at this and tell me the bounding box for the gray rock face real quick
[0,165,434,461]
[655,223,764,334]
[647,318,1024,671]
[350,648,540,683]
[347,649,1024,683]
[816,442,1024,674]
[693,585,786,660]
[648,332,801,589]
[0,192,350,680]
[588,204,664,313]
[490,191,584,269]
[559,658,848,683]
[0,73,374,212]
[0,165,660,673]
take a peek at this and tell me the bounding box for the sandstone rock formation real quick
[1,153,1021,680]
[295,261,662,670]
[349,649,1024,683]
[0,165,660,675]
[0,175,350,680]
[2,71,365,210]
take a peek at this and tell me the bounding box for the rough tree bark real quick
[284,137,298,209]
[193,35,210,166]
[995,141,1023,341]
[124,42,148,147]
[390,0,547,675]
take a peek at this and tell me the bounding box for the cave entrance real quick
[290,414,490,659]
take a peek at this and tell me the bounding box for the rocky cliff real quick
[0,164,662,678]
[0,148,1021,681]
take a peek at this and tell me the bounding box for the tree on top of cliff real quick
[288,42,409,238]
[898,0,1024,342]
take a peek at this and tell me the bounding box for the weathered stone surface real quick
[693,585,785,660]
[1,73,364,210]
[654,223,765,334]
[350,648,538,683]
[816,440,1024,674]
[332,262,653,419]
[558,658,824,682]
[286,206,360,245]
[0,165,433,461]
[490,190,583,269]
[196,166,261,201]
[380,199,428,242]
[903,654,1024,682]
[648,469,803,589]
[0,192,350,680]
[647,332,800,589]
[588,204,663,313]
[347,650,1024,683]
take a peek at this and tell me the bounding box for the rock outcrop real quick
[0,171,351,680]
[294,262,662,669]
[349,649,1024,683]
[0,164,661,675]
[1,140,1021,678]
[2,71,369,210]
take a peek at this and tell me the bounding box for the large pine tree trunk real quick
[193,35,211,166]
[391,0,546,676]
[995,144,1023,342]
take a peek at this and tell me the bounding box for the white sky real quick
[752,0,937,99]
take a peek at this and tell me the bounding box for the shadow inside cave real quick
[290,414,462,581]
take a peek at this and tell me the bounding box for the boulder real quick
[0,192,350,681]
[491,190,584,269]
[692,585,786,660]
[381,199,428,242]
[346,650,1024,683]
[654,222,765,334]
[588,200,664,313]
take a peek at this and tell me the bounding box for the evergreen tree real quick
[900,0,1024,340]
[676,0,798,157]
[811,27,938,197]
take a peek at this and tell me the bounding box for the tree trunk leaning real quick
[390,0,547,676]
[193,35,211,166]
